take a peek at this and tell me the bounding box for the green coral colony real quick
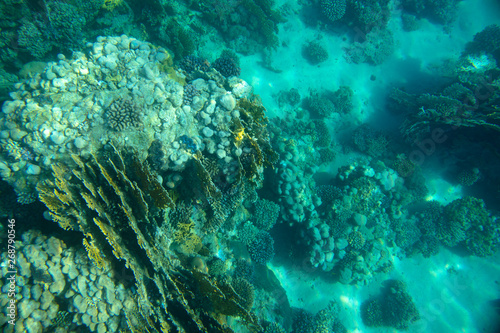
[0,0,499,332]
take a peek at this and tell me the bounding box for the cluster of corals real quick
[213,56,241,77]
[302,41,329,65]
[320,0,346,22]
[330,86,354,114]
[442,197,499,256]
[292,301,347,332]
[305,91,335,117]
[182,83,200,106]
[352,125,389,157]
[105,98,142,131]
[401,196,500,258]
[344,28,395,65]
[465,24,500,62]
[178,55,211,73]
[361,280,420,329]
[253,198,280,231]
[38,144,268,331]
[277,88,301,107]
[339,0,391,32]
[401,0,460,26]
[0,230,136,332]
[248,230,275,264]
[394,29,500,141]
[196,0,281,50]
[312,120,331,147]
[457,168,481,186]
[299,161,417,282]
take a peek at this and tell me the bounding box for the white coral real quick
[460,53,496,73]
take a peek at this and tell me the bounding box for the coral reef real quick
[361,280,420,329]
[353,125,389,157]
[248,231,275,264]
[277,88,301,107]
[344,28,395,65]
[0,35,277,205]
[195,0,282,51]
[105,98,142,131]
[0,230,136,332]
[1,3,499,332]
[253,198,280,231]
[442,197,499,256]
[37,144,262,331]
[346,0,391,32]
[465,24,500,62]
[213,56,242,77]
[330,86,354,114]
[401,0,461,26]
[302,41,329,65]
[305,91,335,117]
[292,301,345,332]
[320,0,346,22]
[0,35,282,332]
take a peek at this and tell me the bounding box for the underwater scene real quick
[0,0,500,332]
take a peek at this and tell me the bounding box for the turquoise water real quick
[0,0,499,332]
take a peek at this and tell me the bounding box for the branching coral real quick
[302,41,329,65]
[443,196,499,256]
[393,48,500,141]
[401,0,460,26]
[248,230,275,264]
[253,198,280,230]
[320,0,346,22]
[344,28,395,65]
[361,280,420,329]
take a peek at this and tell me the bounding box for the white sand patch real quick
[270,249,500,333]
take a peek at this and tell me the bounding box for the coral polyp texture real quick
[320,0,346,22]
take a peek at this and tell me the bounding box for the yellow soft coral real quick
[102,0,123,11]
[173,221,202,255]
[83,235,107,270]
